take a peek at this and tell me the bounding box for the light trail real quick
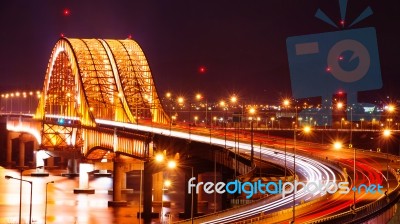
[95,119,339,223]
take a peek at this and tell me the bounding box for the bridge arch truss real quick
[35,38,168,153]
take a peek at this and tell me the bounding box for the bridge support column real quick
[6,132,13,168]
[31,150,50,177]
[108,155,128,207]
[198,172,222,211]
[74,163,95,194]
[18,135,26,168]
[142,161,158,222]
[62,159,79,177]
[47,157,54,168]
[153,171,163,205]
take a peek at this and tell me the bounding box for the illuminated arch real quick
[36,38,169,126]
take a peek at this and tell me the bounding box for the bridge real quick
[1,37,400,224]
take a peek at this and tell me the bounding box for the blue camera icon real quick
[286,27,382,99]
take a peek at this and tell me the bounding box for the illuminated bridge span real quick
[34,37,169,156]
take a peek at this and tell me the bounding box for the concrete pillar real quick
[62,158,80,177]
[68,159,78,173]
[73,163,95,194]
[31,150,50,176]
[121,170,127,189]
[18,136,25,167]
[153,171,163,203]
[32,139,39,166]
[108,155,128,207]
[6,132,12,168]
[47,157,54,167]
[143,161,153,223]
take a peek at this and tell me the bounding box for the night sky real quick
[1,0,399,103]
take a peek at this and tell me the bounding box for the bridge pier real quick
[6,132,16,168]
[152,171,164,205]
[62,158,80,177]
[143,161,155,222]
[198,172,222,211]
[108,154,129,207]
[18,134,25,168]
[74,163,95,194]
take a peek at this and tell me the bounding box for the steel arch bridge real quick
[33,37,169,156]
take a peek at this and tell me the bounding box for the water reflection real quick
[0,168,190,224]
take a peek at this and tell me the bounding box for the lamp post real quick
[383,129,391,194]
[5,175,33,224]
[219,100,227,149]
[45,181,54,224]
[386,104,395,129]
[230,95,240,177]
[249,107,256,167]
[283,99,290,181]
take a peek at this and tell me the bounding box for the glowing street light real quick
[195,93,202,101]
[249,108,256,167]
[303,126,311,133]
[333,141,343,150]
[230,95,237,103]
[155,153,165,163]
[177,97,184,105]
[167,160,177,169]
[386,104,395,113]
[283,99,290,107]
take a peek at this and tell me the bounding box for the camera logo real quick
[286,1,382,125]
[287,27,381,98]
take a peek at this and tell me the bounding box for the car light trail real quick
[95,119,339,223]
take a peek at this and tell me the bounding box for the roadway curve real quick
[96,120,391,223]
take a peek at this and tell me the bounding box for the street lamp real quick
[5,175,33,224]
[383,129,391,194]
[333,141,342,150]
[219,100,228,149]
[282,99,290,180]
[249,107,256,167]
[45,181,54,224]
